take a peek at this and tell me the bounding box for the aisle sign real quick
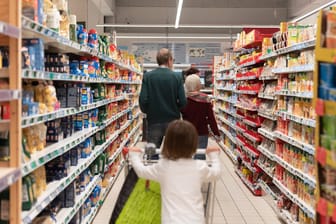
[131,42,222,64]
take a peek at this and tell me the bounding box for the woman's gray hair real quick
[185,74,201,95]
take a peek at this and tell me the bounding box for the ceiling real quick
[96,0,332,43]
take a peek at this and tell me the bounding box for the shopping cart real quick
[123,142,217,224]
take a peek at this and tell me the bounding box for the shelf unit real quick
[215,24,317,223]
[213,56,237,164]
[0,3,143,223]
[314,10,336,224]
[0,1,22,223]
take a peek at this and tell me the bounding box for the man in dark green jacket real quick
[139,48,187,148]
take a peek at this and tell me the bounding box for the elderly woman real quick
[181,74,220,158]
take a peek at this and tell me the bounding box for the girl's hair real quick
[162,120,198,160]
[185,74,201,94]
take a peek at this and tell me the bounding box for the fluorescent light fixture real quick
[116,35,232,40]
[97,24,279,29]
[175,0,183,28]
[291,0,336,22]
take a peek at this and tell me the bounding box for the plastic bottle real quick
[69,14,77,42]
[46,5,60,32]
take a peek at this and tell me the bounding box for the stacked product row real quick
[315,8,336,224]
[0,1,143,223]
[214,21,317,223]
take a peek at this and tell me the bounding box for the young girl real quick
[129,120,221,224]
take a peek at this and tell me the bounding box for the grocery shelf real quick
[274,131,315,155]
[238,60,264,69]
[271,64,314,74]
[235,103,258,111]
[241,159,258,173]
[217,115,236,130]
[21,96,125,128]
[258,110,277,121]
[242,118,261,128]
[259,75,278,80]
[235,125,245,134]
[0,20,20,38]
[55,175,101,224]
[0,168,21,193]
[273,178,315,219]
[21,16,142,75]
[258,128,275,141]
[235,75,258,81]
[0,89,21,102]
[83,162,126,224]
[275,111,315,127]
[218,66,235,73]
[259,180,277,199]
[260,39,316,60]
[22,69,142,85]
[218,142,237,163]
[257,145,275,161]
[21,106,131,176]
[219,127,236,144]
[21,118,135,223]
[216,87,235,92]
[21,127,97,176]
[258,93,277,100]
[236,139,259,158]
[216,75,235,81]
[273,154,316,188]
[243,132,261,143]
[236,90,259,95]
[275,90,313,99]
[235,169,261,196]
[216,96,236,104]
[218,107,236,117]
[257,161,274,177]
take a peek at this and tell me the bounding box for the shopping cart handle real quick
[144,143,206,156]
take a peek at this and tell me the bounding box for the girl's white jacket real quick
[129,151,221,224]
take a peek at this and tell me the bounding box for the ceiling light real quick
[97,24,279,29]
[291,0,336,22]
[175,0,183,28]
[116,35,232,40]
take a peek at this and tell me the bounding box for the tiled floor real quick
[94,139,282,224]
[208,139,281,224]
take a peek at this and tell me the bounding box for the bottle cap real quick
[69,15,77,24]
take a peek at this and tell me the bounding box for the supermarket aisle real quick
[94,139,282,224]
[208,139,281,224]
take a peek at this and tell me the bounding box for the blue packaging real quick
[37,0,44,24]
[22,38,44,71]
[319,86,329,100]
[320,63,336,88]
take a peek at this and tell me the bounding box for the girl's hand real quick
[206,146,220,154]
[129,147,142,153]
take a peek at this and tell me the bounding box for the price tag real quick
[317,147,327,166]
[317,198,328,217]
